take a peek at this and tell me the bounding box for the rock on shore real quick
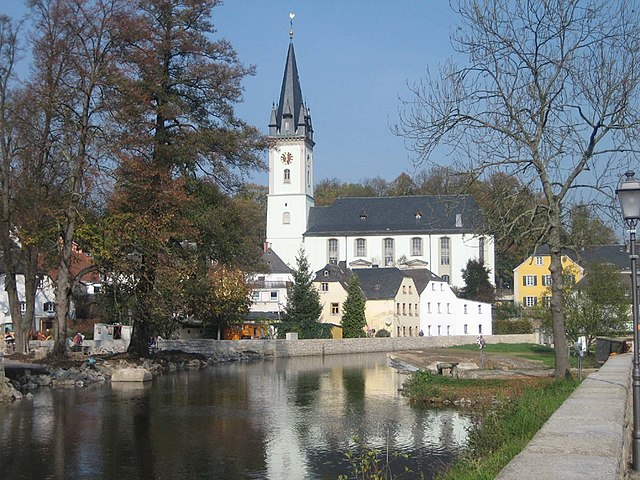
[3,349,265,400]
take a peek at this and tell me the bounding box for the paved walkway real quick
[496,353,631,480]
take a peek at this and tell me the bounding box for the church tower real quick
[265,25,314,268]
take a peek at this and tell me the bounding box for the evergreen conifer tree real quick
[278,250,327,339]
[341,274,367,338]
[460,259,496,303]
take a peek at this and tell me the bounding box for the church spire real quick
[271,15,313,142]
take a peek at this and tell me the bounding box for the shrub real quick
[493,318,532,334]
[375,329,391,337]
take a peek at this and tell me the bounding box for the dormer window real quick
[323,270,329,277]
[456,214,463,227]
[415,211,422,219]
[360,212,367,220]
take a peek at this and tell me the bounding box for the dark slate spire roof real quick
[305,195,481,236]
[269,39,313,141]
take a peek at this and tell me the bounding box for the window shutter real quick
[523,276,527,286]
[533,276,537,286]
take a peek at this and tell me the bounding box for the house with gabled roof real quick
[264,31,494,289]
[355,267,424,337]
[247,248,293,323]
[312,263,492,337]
[513,244,632,307]
[420,277,492,337]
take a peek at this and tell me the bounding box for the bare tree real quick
[28,0,122,357]
[0,16,28,351]
[395,0,640,378]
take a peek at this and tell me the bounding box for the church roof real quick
[305,195,481,236]
[269,39,313,141]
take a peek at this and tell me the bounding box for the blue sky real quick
[3,0,460,184]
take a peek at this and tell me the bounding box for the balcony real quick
[249,281,292,290]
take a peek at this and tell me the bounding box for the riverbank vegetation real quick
[402,370,552,407]
[436,378,580,480]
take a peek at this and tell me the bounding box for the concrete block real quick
[111,368,152,382]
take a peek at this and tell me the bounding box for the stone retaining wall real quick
[496,353,631,480]
[159,334,536,357]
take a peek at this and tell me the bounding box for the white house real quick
[0,274,56,335]
[264,32,494,289]
[420,279,492,337]
[247,248,293,322]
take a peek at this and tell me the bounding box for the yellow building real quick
[513,247,584,307]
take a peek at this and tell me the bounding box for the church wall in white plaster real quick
[301,232,495,289]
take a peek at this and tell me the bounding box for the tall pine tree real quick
[341,273,367,338]
[278,250,328,339]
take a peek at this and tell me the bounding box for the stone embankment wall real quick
[496,352,631,480]
[159,334,536,358]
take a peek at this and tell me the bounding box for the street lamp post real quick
[617,170,640,471]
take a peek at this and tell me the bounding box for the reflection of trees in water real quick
[0,354,471,479]
[342,368,365,413]
[293,372,321,408]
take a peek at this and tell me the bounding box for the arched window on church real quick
[440,237,450,265]
[284,169,291,183]
[384,238,394,266]
[328,238,338,264]
[282,212,290,224]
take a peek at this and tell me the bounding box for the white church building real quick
[265,31,495,290]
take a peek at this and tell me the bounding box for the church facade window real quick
[383,238,394,266]
[283,169,291,183]
[282,212,290,224]
[411,237,422,256]
[479,236,485,263]
[440,237,450,265]
[328,238,338,264]
[355,238,366,257]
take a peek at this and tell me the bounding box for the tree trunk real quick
[548,223,571,379]
[52,223,75,358]
[127,316,150,358]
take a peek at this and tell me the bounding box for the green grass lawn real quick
[448,343,600,369]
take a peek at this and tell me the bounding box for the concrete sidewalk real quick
[496,353,631,480]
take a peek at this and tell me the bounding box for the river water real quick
[0,353,472,479]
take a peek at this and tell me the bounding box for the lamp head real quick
[616,170,640,223]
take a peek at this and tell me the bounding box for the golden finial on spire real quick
[289,12,295,40]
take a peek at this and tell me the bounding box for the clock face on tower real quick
[280,152,293,164]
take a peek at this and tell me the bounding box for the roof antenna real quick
[289,12,295,41]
